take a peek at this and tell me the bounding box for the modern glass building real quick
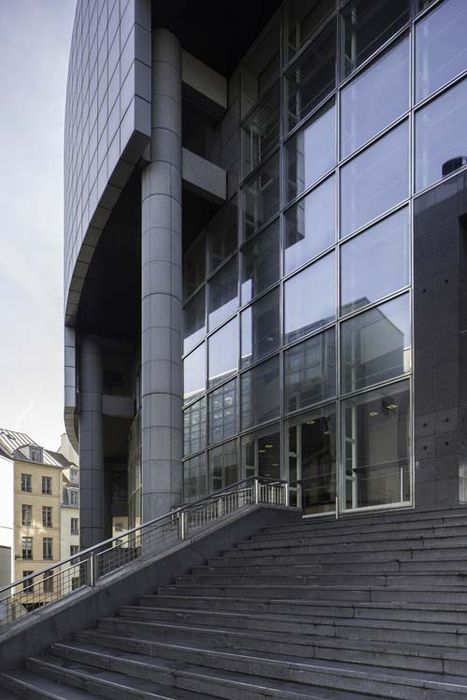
[64,0,467,546]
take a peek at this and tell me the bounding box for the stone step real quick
[175,572,467,587]
[0,669,106,699]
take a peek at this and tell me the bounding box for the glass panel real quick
[183,234,205,299]
[288,405,336,514]
[241,424,281,480]
[183,453,207,501]
[209,440,238,491]
[207,198,237,273]
[183,398,206,456]
[286,21,336,130]
[242,21,280,114]
[241,355,280,430]
[285,101,336,201]
[340,121,409,237]
[341,294,411,394]
[284,328,336,413]
[208,257,238,330]
[242,153,280,238]
[183,288,205,354]
[340,208,410,315]
[241,220,280,304]
[341,0,410,78]
[286,0,335,60]
[284,252,336,343]
[242,84,280,176]
[241,288,280,368]
[208,379,237,445]
[183,343,206,402]
[208,317,238,387]
[343,381,410,509]
[416,0,467,103]
[415,78,467,192]
[341,37,409,158]
[284,175,335,274]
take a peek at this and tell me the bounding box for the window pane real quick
[340,208,410,315]
[242,84,280,176]
[284,328,336,413]
[208,257,238,330]
[208,317,238,387]
[341,37,409,159]
[341,0,410,78]
[208,379,237,444]
[286,21,336,130]
[183,288,205,354]
[284,175,335,274]
[341,122,409,237]
[241,289,280,368]
[183,234,205,299]
[183,454,207,501]
[242,22,280,114]
[341,294,411,394]
[286,0,335,60]
[241,220,279,304]
[183,398,206,456]
[241,425,281,480]
[416,0,467,103]
[209,440,238,491]
[207,198,237,273]
[241,355,280,430]
[183,343,206,402]
[285,101,335,201]
[343,381,410,508]
[284,253,336,343]
[288,406,336,514]
[415,78,467,192]
[242,154,279,238]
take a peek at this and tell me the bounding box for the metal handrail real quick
[0,476,293,629]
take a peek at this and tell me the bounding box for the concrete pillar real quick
[79,335,104,548]
[141,28,183,522]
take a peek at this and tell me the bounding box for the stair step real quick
[175,572,467,587]
[0,669,106,699]
[193,559,467,575]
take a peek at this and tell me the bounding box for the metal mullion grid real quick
[408,13,416,506]
[335,2,343,514]
[278,10,287,484]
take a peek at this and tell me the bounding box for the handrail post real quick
[179,511,186,540]
[87,553,96,587]
[284,482,290,507]
[254,478,260,504]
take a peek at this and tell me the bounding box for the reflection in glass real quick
[286,21,336,130]
[284,175,335,274]
[183,343,206,402]
[341,294,411,394]
[242,153,280,238]
[341,122,409,237]
[183,453,207,501]
[183,398,206,456]
[241,289,280,368]
[341,0,410,78]
[416,78,467,192]
[341,38,409,158]
[284,328,336,413]
[207,199,237,273]
[183,288,205,354]
[209,440,238,491]
[208,257,238,330]
[284,253,335,343]
[241,221,279,304]
[242,425,280,480]
[242,84,279,176]
[208,317,238,388]
[242,21,280,114]
[416,0,467,102]
[183,234,205,299]
[285,101,335,201]
[343,381,410,509]
[286,0,335,60]
[241,355,280,430]
[208,379,237,445]
[288,406,336,514]
[340,208,410,315]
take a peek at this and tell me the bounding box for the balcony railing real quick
[0,477,291,629]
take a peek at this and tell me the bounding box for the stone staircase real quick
[4,505,467,698]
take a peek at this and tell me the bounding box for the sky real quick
[0,1,76,451]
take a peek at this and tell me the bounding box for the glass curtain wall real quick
[181,0,467,513]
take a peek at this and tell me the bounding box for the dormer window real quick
[30,447,43,463]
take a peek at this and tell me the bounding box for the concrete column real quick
[79,335,104,548]
[141,28,183,522]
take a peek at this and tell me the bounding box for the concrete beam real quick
[182,147,227,204]
[182,50,227,116]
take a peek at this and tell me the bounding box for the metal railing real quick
[0,477,291,629]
